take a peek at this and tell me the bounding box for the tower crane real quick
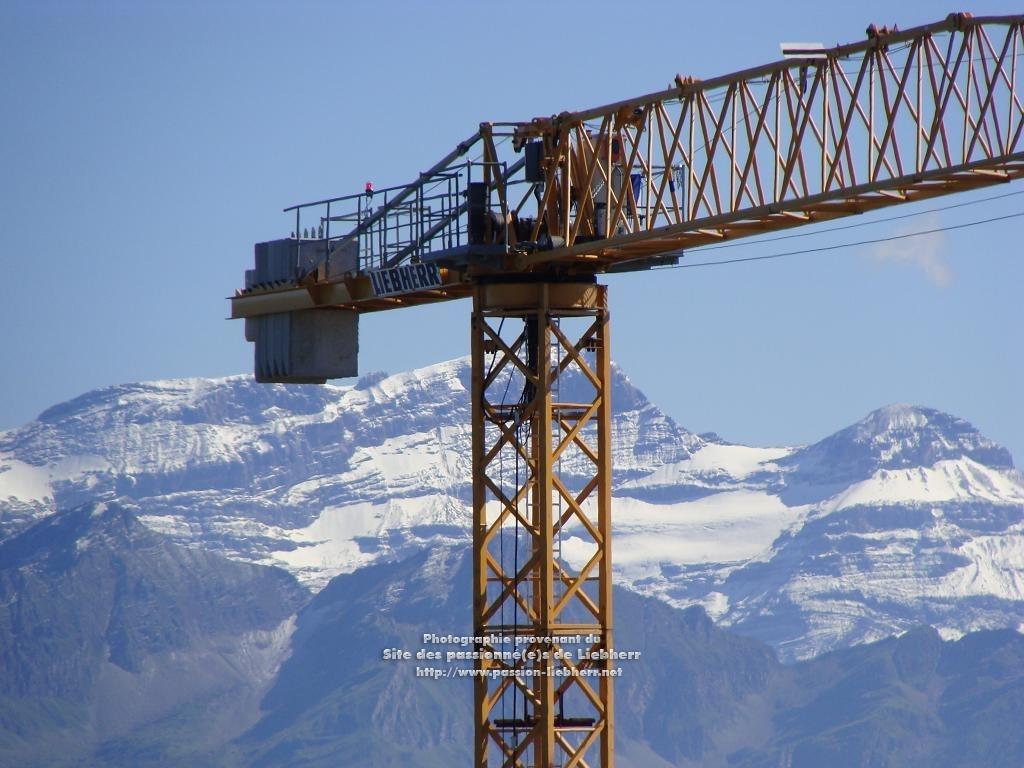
[231,13,1024,767]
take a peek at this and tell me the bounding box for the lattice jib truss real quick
[512,13,1024,267]
[230,12,1024,768]
[471,282,614,768]
[231,14,1024,320]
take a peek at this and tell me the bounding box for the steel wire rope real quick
[650,209,1024,270]
[693,188,1024,252]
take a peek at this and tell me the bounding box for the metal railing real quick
[283,172,465,273]
[286,161,528,277]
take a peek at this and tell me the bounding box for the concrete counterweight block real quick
[253,309,358,384]
[245,238,359,384]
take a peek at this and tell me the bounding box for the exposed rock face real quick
[237,546,1024,768]
[0,512,1022,767]
[0,501,305,767]
[1,361,1022,662]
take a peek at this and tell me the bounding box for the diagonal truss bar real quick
[472,282,614,768]
[233,15,1024,324]
[511,13,1024,268]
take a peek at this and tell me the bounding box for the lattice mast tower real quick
[232,14,1024,767]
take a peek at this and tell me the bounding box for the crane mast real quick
[231,13,1024,767]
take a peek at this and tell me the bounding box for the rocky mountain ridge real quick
[0,500,304,766]
[1,358,1021,660]
[2,509,1023,767]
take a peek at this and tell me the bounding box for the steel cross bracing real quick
[231,12,1024,768]
[230,13,1024,320]
[471,283,614,768]
[515,12,1024,267]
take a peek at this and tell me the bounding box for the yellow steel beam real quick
[471,283,613,768]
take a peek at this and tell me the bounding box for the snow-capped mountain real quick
[1,359,1021,660]
[621,405,1024,659]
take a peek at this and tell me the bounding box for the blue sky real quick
[2,0,1022,462]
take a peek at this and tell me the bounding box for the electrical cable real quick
[497,372,506,727]
[695,188,1024,252]
[489,316,514,729]
[652,209,1024,270]
[513,398,522,734]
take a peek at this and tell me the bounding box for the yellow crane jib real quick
[231,13,1024,767]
